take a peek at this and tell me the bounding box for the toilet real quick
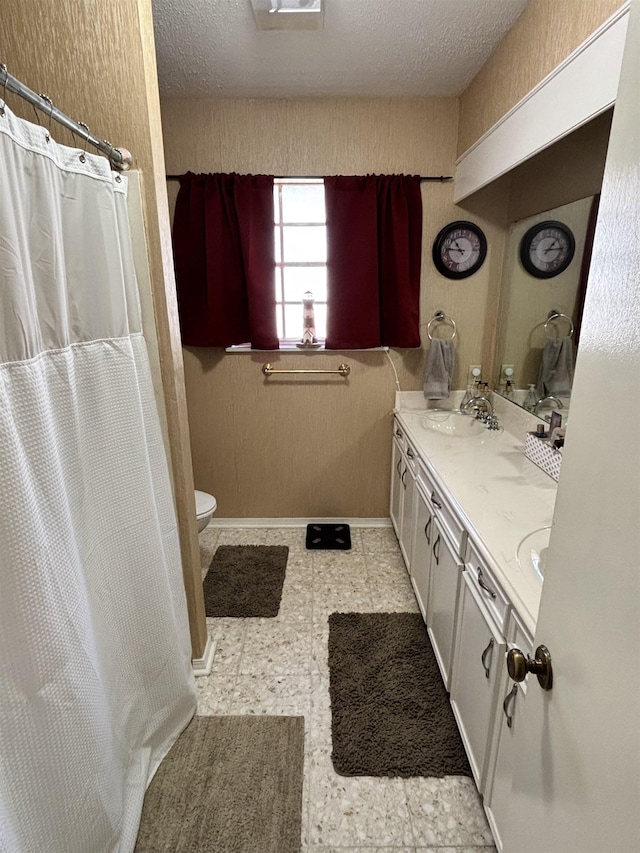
[195,489,217,533]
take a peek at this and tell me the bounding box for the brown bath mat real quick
[203,545,289,617]
[328,612,472,778]
[135,716,305,853]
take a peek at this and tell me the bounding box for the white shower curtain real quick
[0,107,196,852]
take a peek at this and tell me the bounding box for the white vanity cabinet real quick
[390,421,419,572]
[450,568,506,790]
[410,483,435,622]
[426,517,463,690]
[389,406,545,852]
[390,435,404,536]
[483,613,533,852]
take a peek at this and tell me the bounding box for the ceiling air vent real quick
[250,0,324,31]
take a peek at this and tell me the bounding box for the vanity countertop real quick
[395,392,557,635]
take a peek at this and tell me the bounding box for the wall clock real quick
[432,220,488,279]
[520,220,575,278]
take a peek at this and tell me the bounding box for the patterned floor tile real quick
[205,617,247,674]
[192,525,495,851]
[240,619,312,675]
[308,745,414,848]
[361,526,403,554]
[224,673,312,718]
[404,776,494,847]
[194,673,234,715]
[214,527,268,546]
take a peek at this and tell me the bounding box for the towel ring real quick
[427,311,457,341]
[544,311,574,339]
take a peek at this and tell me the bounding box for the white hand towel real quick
[423,338,455,400]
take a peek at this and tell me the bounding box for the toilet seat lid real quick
[195,490,217,517]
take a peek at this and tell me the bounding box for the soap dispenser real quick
[524,384,537,412]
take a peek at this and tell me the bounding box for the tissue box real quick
[525,433,563,482]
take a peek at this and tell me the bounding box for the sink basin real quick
[420,410,485,438]
[516,527,551,579]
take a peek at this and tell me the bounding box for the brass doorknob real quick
[507,644,553,691]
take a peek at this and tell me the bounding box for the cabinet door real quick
[389,438,404,536]
[484,678,525,853]
[398,464,416,571]
[411,486,434,622]
[450,572,504,790]
[426,520,462,691]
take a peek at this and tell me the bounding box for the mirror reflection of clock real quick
[520,220,575,278]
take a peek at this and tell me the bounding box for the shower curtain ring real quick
[39,94,53,142]
[0,64,8,117]
[77,121,90,162]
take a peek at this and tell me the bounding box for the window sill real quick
[225,344,390,353]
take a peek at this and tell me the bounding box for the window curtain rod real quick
[165,174,453,182]
[0,63,133,171]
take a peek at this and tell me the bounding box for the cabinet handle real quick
[396,458,402,477]
[432,534,441,565]
[407,447,414,459]
[477,567,497,599]
[503,683,518,728]
[430,491,442,509]
[424,516,432,545]
[401,468,407,489]
[395,428,403,437]
[480,637,495,679]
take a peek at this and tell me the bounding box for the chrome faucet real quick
[461,395,493,418]
[534,395,564,415]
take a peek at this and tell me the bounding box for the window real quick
[273,178,327,342]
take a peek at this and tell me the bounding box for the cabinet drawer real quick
[417,460,466,559]
[393,419,418,471]
[465,540,510,635]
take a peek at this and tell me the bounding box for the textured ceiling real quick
[152,0,530,98]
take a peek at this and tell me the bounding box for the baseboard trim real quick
[192,637,216,678]
[205,517,393,528]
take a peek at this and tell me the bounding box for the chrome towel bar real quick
[262,362,350,377]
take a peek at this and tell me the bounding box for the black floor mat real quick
[305,523,351,550]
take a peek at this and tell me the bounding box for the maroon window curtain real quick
[172,172,278,349]
[324,175,422,349]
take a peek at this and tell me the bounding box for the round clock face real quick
[520,220,575,278]
[432,221,487,279]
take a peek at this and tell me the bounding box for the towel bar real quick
[262,363,350,377]
[427,310,457,340]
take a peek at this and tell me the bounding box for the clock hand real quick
[543,241,560,254]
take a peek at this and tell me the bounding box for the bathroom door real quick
[501,4,640,851]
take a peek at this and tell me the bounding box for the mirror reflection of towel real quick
[423,338,455,399]
[537,336,574,397]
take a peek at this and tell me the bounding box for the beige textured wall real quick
[458,0,622,155]
[162,97,508,517]
[2,0,206,655]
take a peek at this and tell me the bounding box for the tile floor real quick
[197,524,497,853]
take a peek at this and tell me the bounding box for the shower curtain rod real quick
[0,64,133,171]
[165,174,453,182]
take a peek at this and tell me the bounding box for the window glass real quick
[283,267,327,302]
[282,226,327,264]
[274,178,327,342]
[281,183,326,223]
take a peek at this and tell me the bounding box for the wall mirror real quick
[491,109,613,421]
